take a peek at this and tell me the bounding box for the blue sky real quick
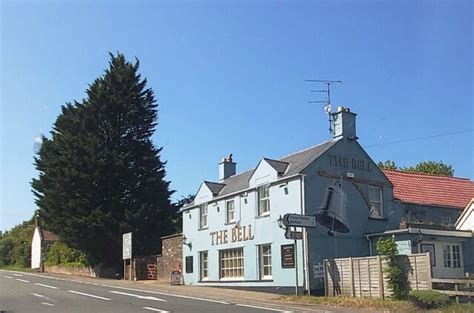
[1,0,472,231]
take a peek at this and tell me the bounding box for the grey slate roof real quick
[263,158,289,174]
[181,139,338,210]
[203,181,226,195]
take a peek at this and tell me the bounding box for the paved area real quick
[0,270,372,313]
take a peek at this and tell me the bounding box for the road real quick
[0,270,294,313]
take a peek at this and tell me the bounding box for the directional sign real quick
[282,213,316,228]
[285,231,303,240]
[122,232,132,260]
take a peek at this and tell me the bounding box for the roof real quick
[41,229,59,242]
[203,181,225,195]
[181,139,338,210]
[383,169,474,209]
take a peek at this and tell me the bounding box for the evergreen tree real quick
[32,53,176,268]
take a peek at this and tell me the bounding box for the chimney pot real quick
[219,154,236,181]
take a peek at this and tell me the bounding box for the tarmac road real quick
[0,270,295,313]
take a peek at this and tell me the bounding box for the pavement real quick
[0,269,372,313]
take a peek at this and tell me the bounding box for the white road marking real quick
[236,304,293,313]
[35,283,58,289]
[142,307,170,313]
[110,290,167,302]
[109,285,229,304]
[30,293,46,299]
[42,302,55,306]
[3,276,13,279]
[13,273,23,277]
[68,290,111,301]
[16,278,30,283]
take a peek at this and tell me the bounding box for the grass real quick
[0,265,38,272]
[279,295,474,312]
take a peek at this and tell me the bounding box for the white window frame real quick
[368,186,383,219]
[226,200,235,224]
[259,244,272,280]
[199,204,208,229]
[219,248,244,279]
[442,245,451,268]
[199,251,208,280]
[452,245,461,268]
[441,212,453,226]
[257,185,270,216]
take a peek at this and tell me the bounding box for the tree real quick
[32,53,176,268]
[377,160,454,176]
[0,218,35,268]
[402,161,454,177]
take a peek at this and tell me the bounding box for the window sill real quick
[255,213,270,219]
[198,226,209,231]
[224,221,236,226]
[368,217,386,221]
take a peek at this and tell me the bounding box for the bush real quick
[409,290,449,309]
[45,242,88,266]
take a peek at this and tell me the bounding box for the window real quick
[185,256,193,273]
[219,248,244,279]
[258,185,270,216]
[259,244,272,279]
[199,204,208,229]
[414,211,426,223]
[442,245,451,268]
[452,245,461,268]
[368,186,383,218]
[441,212,453,225]
[226,200,235,223]
[200,251,208,280]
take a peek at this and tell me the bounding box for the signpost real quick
[123,232,132,280]
[279,213,317,296]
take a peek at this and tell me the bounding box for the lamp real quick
[277,215,285,229]
[182,235,192,249]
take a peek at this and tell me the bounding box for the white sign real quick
[123,232,132,260]
[282,214,316,228]
[313,263,324,279]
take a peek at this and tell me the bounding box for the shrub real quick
[376,238,409,299]
[45,242,88,266]
[409,290,449,309]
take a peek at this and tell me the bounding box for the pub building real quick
[179,107,474,294]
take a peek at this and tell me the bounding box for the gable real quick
[249,158,280,188]
[194,182,214,205]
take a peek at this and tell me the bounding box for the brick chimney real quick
[219,154,236,181]
[331,106,358,140]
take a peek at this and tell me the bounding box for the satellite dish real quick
[324,103,331,113]
[314,178,350,236]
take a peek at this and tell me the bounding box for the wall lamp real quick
[182,235,192,249]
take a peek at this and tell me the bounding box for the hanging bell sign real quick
[314,178,350,236]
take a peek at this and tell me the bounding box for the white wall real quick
[422,240,465,279]
[456,201,473,232]
[31,227,42,269]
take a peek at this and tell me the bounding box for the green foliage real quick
[376,238,409,300]
[377,160,454,176]
[377,160,397,170]
[376,238,398,256]
[402,161,454,176]
[31,53,177,268]
[408,290,449,309]
[45,242,88,266]
[0,218,35,268]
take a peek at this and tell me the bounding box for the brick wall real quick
[156,234,183,283]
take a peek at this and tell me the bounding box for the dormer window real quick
[199,204,208,229]
[257,185,270,216]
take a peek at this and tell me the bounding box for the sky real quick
[1,0,472,231]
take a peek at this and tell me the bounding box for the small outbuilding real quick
[31,225,59,269]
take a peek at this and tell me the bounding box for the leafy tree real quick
[0,218,35,267]
[402,161,454,177]
[377,160,398,170]
[376,238,409,299]
[171,194,195,231]
[32,53,176,269]
[378,160,454,176]
[45,242,88,266]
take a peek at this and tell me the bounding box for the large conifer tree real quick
[32,53,176,267]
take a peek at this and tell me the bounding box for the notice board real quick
[281,244,295,268]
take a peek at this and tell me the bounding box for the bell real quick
[314,179,350,235]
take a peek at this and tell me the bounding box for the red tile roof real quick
[383,169,474,209]
[41,229,59,242]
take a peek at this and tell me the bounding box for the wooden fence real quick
[324,253,431,299]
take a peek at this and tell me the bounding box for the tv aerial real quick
[306,79,342,135]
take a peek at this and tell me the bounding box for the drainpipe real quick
[365,235,373,256]
[300,174,310,295]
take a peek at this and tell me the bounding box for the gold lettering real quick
[242,226,248,241]
[223,230,228,243]
[237,227,242,241]
[248,225,254,240]
[232,228,237,242]
[210,231,215,245]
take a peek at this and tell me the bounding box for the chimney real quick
[331,106,358,140]
[219,154,236,181]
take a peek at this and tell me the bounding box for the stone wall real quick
[156,234,182,283]
[44,265,94,277]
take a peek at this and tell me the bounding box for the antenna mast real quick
[306,79,342,135]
